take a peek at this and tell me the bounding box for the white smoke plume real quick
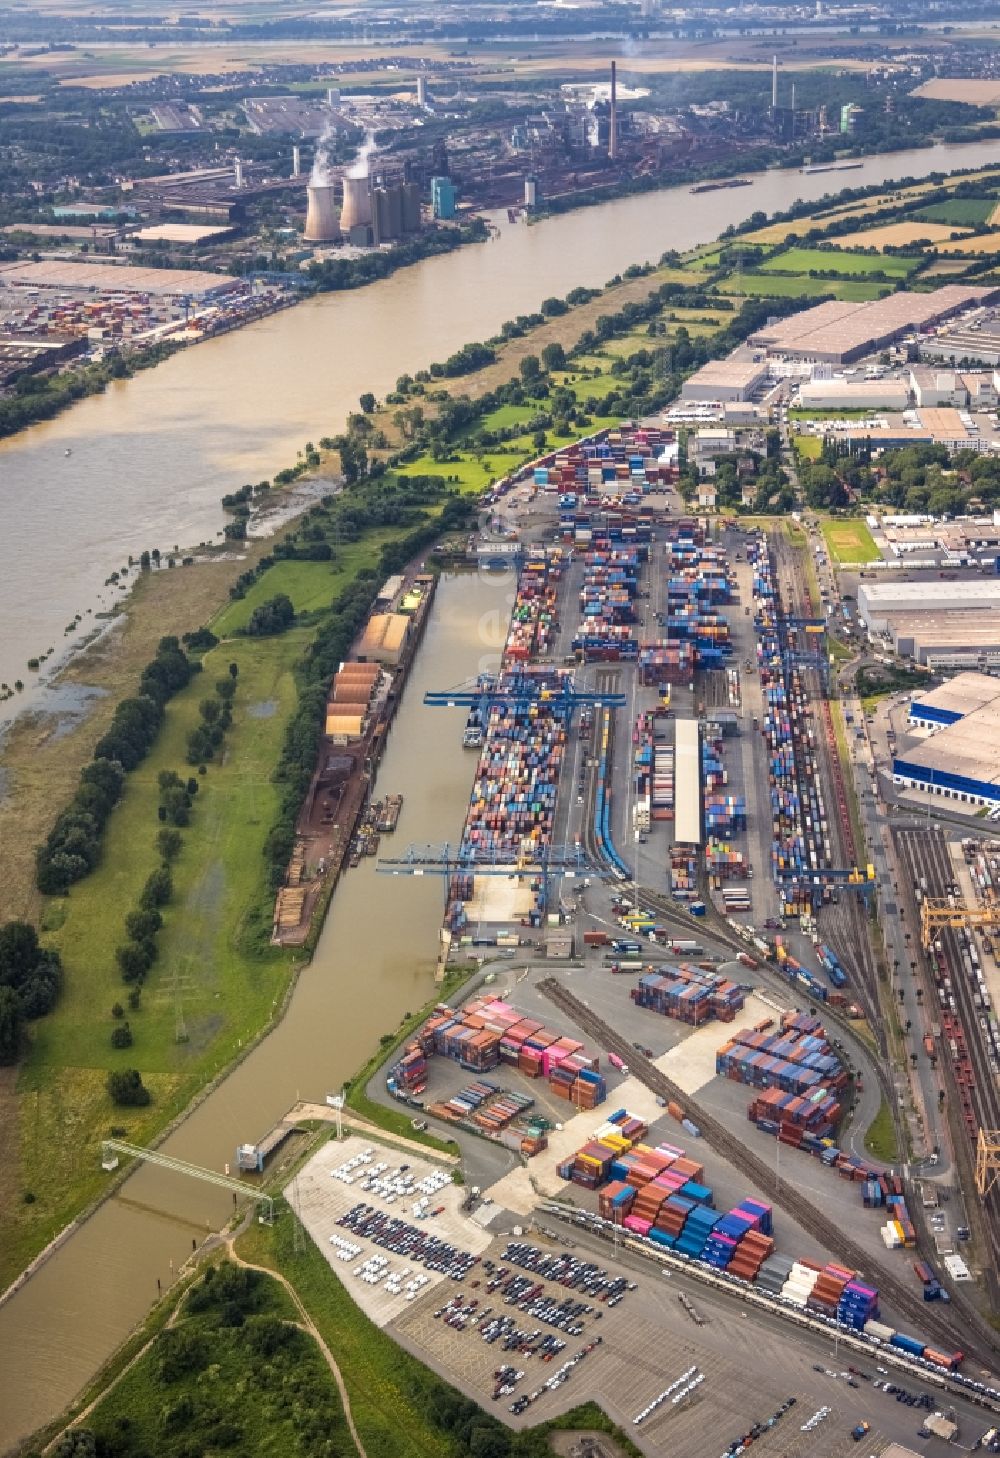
[348,130,377,180]
[310,118,337,187]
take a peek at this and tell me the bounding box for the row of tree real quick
[36,637,198,894]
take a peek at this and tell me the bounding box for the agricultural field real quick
[929,231,1000,255]
[830,221,972,252]
[913,77,1000,106]
[820,517,881,565]
[714,273,890,301]
[758,245,919,276]
[922,258,976,277]
[913,197,997,228]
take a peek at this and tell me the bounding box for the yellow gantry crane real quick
[976,1129,1000,1199]
[920,898,1000,951]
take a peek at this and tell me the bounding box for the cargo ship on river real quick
[690,177,752,194]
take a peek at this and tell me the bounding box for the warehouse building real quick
[674,719,702,846]
[750,286,995,364]
[884,611,1000,668]
[796,378,909,411]
[918,315,1000,367]
[0,259,239,300]
[358,612,410,666]
[894,672,1000,806]
[681,356,769,403]
[908,366,998,410]
[858,579,1000,630]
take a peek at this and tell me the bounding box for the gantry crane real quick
[920,898,1000,950]
[774,864,876,908]
[424,668,626,725]
[975,1128,1000,1198]
[377,841,603,911]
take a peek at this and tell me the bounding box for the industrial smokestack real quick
[305,182,338,241]
[791,82,796,115]
[339,175,372,234]
[772,55,778,109]
[609,59,618,160]
[292,145,301,178]
[234,157,244,190]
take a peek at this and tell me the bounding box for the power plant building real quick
[431,176,457,220]
[304,182,338,242]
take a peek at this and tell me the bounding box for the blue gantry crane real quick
[424,668,626,725]
[775,863,876,909]
[780,616,829,692]
[376,841,603,912]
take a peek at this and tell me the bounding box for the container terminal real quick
[265,419,1000,1453]
[271,416,1000,1454]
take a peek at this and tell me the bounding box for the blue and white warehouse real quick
[895,671,1000,808]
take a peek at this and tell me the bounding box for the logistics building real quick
[893,672,1000,807]
[858,579,1000,630]
[883,611,1000,669]
[680,357,769,403]
[796,378,909,411]
[750,287,996,364]
[674,719,702,845]
[358,612,410,665]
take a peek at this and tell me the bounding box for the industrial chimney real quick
[304,182,338,241]
[234,157,244,189]
[609,60,619,160]
[772,55,778,110]
[339,174,372,234]
[292,145,301,178]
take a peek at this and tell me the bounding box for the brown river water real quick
[3,137,1000,1446]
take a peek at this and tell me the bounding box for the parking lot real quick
[288,1134,494,1328]
[387,1222,976,1457]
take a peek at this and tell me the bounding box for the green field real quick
[820,517,881,564]
[11,630,302,1284]
[914,197,996,227]
[213,533,399,636]
[715,273,891,301]
[759,246,918,278]
[793,434,823,460]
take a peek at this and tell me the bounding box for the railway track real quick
[538,976,996,1370]
[896,826,1000,1311]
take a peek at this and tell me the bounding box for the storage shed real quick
[359,612,410,665]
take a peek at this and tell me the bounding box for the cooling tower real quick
[339,175,372,234]
[305,182,338,242]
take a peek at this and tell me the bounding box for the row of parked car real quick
[495,1242,635,1305]
[336,1202,479,1281]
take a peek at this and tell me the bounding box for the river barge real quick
[801,161,864,174]
[690,178,752,193]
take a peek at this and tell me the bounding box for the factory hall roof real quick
[0,259,238,297]
[750,287,993,361]
[911,670,1000,719]
[901,706,1000,787]
[862,580,1000,609]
